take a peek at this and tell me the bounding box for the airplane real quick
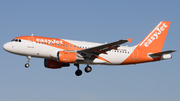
[3,21,176,76]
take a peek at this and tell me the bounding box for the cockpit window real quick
[11,39,21,42]
[11,39,14,41]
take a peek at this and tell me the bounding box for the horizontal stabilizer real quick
[149,50,176,56]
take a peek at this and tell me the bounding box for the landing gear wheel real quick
[25,63,30,68]
[75,69,82,76]
[25,56,31,68]
[84,66,92,73]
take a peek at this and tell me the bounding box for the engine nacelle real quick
[57,51,84,63]
[44,59,70,69]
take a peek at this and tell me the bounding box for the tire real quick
[84,66,92,73]
[75,69,82,76]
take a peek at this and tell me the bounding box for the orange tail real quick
[138,21,171,52]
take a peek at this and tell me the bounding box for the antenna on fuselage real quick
[31,34,34,36]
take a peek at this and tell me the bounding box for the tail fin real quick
[138,21,171,52]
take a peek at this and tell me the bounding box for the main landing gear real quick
[74,63,92,76]
[74,63,82,76]
[84,65,92,73]
[25,56,31,68]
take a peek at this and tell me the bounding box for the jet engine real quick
[44,59,70,69]
[57,51,84,63]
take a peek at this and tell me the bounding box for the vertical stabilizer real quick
[138,21,171,52]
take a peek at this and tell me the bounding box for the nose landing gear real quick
[25,56,31,68]
[25,63,30,68]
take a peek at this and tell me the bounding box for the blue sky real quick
[0,0,179,101]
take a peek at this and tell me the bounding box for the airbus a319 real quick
[3,21,176,76]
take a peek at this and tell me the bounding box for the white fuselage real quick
[3,39,137,65]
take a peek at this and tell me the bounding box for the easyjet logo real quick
[144,23,168,47]
[36,38,63,44]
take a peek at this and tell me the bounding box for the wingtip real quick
[171,50,177,52]
[127,38,133,43]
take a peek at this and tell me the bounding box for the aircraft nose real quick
[3,42,12,52]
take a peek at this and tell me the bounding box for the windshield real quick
[11,39,21,42]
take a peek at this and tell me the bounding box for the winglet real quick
[127,38,133,43]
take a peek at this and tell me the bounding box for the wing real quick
[149,50,176,56]
[77,38,133,58]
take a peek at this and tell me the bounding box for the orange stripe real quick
[98,56,112,64]
[92,55,111,64]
